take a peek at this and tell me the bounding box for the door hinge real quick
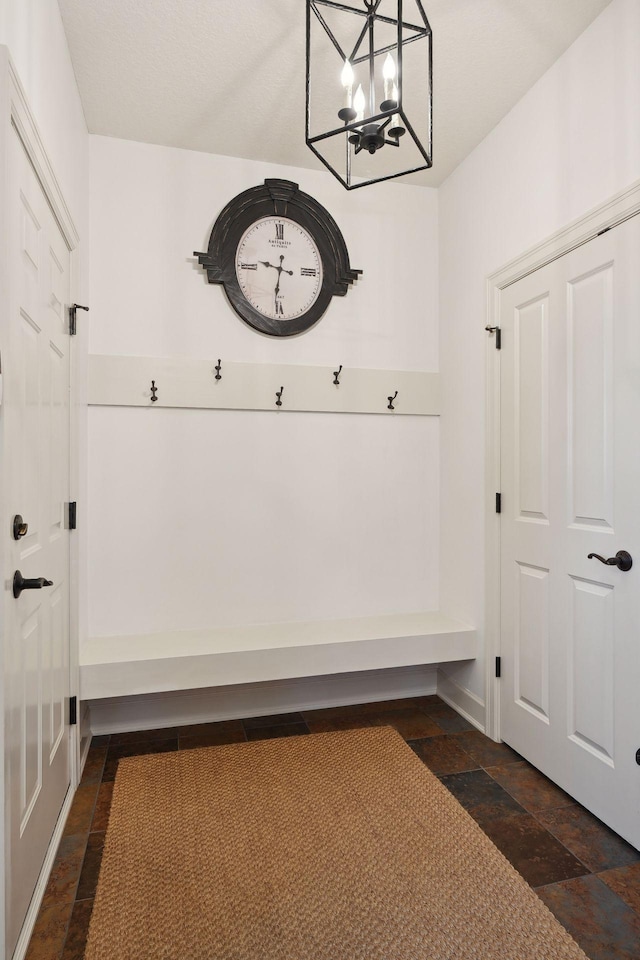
[495,492,502,514]
[67,501,77,530]
[495,656,502,678]
[69,303,89,336]
[69,696,77,726]
[485,325,501,349]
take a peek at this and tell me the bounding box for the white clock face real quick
[235,217,323,322]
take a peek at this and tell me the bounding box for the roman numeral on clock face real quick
[275,223,284,241]
[276,301,284,316]
[301,267,317,277]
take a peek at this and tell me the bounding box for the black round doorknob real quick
[13,570,53,599]
[13,515,28,540]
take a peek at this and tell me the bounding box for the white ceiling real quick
[58,0,611,188]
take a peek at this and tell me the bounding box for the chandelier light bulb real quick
[383,53,396,101]
[389,81,406,139]
[392,83,400,125]
[353,84,366,123]
[341,58,354,107]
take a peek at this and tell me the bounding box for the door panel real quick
[567,265,613,528]
[21,609,43,819]
[515,296,549,521]
[514,562,549,722]
[568,576,614,762]
[4,125,72,957]
[500,215,640,849]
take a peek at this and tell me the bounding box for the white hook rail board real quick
[88,355,439,416]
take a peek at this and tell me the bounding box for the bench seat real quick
[80,612,476,701]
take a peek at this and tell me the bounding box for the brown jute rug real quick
[85,727,587,960]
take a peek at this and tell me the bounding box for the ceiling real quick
[58,0,612,188]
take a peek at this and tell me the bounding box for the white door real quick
[499,214,640,849]
[3,124,72,957]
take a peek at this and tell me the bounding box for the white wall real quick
[439,0,640,705]
[88,137,439,639]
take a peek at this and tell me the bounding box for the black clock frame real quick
[194,179,362,337]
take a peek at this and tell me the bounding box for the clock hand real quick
[259,260,277,270]
[277,255,293,277]
[274,255,285,297]
[274,277,282,317]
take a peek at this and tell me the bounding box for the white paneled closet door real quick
[3,123,72,957]
[499,215,640,849]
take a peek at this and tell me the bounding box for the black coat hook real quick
[150,380,158,402]
[214,359,222,380]
[333,364,342,385]
[387,390,398,410]
[276,386,284,407]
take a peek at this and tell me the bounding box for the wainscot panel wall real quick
[88,137,439,649]
[439,0,640,709]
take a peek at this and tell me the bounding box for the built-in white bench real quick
[80,612,476,701]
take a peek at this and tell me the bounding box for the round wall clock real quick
[194,179,362,336]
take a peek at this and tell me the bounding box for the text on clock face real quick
[235,217,323,321]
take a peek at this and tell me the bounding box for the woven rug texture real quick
[85,726,587,960]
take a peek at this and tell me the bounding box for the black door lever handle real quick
[587,550,633,572]
[13,570,54,599]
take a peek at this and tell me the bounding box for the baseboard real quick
[11,783,75,960]
[88,665,438,735]
[79,713,92,776]
[436,669,486,733]
[78,701,92,772]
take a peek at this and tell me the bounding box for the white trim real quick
[489,177,640,291]
[79,701,92,764]
[79,719,93,776]
[10,786,75,960]
[6,57,79,250]
[484,283,502,740]
[484,178,640,742]
[88,666,439,736]
[436,669,485,733]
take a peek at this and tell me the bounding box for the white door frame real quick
[0,47,82,959]
[484,178,640,742]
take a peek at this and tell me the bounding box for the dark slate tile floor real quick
[25,695,640,960]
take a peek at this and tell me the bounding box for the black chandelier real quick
[306,0,432,189]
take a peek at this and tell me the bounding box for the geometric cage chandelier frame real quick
[306,0,432,189]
